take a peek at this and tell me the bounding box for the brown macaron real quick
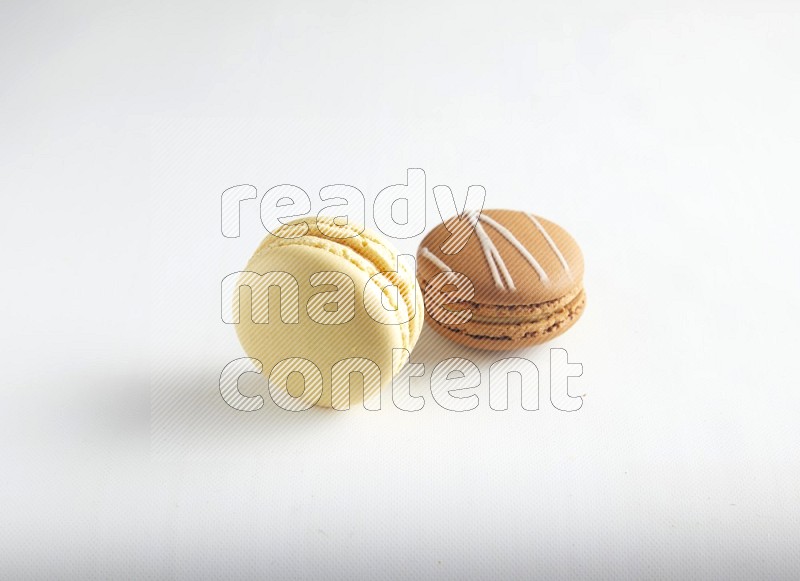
[416,209,585,350]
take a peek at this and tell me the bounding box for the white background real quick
[2,0,799,579]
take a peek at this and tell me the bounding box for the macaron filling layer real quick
[438,288,585,342]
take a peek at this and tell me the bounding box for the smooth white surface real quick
[2,0,799,578]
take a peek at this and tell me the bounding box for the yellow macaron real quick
[235,216,423,409]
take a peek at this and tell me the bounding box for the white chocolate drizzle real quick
[477,213,549,286]
[473,217,517,291]
[526,213,571,276]
[422,212,571,293]
[420,247,453,272]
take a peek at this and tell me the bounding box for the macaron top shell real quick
[417,209,584,306]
